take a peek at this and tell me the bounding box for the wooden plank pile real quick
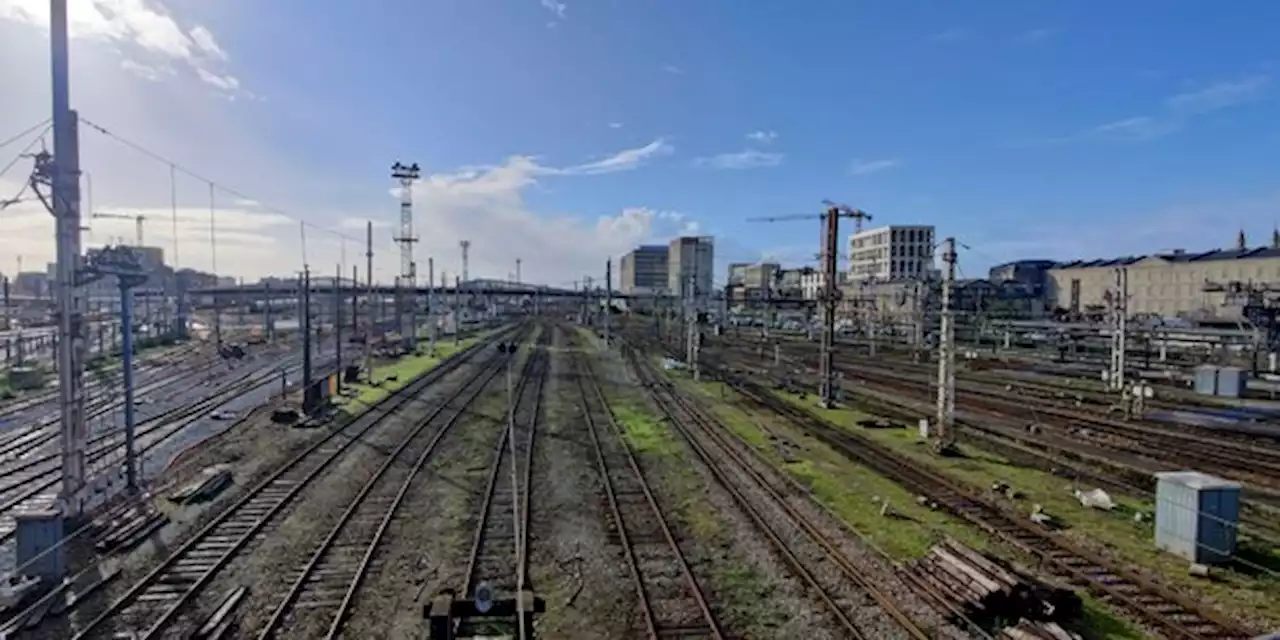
[168,465,233,505]
[901,539,1081,634]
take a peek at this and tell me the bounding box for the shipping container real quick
[1216,366,1247,398]
[1193,365,1218,396]
[1154,471,1240,565]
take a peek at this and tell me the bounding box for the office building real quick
[620,245,670,295]
[848,225,936,282]
[668,236,714,298]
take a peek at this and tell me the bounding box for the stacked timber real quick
[901,539,1081,631]
[95,506,168,553]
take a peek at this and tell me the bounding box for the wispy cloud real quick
[746,130,778,144]
[662,64,684,75]
[927,28,970,44]
[557,138,673,175]
[608,122,624,129]
[1166,75,1270,113]
[695,150,784,170]
[848,158,901,175]
[1014,28,1054,45]
[1034,73,1272,144]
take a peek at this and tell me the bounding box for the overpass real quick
[192,280,656,300]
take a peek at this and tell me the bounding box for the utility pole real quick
[453,275,462,344]
[818,209,841,408]
[515,257,522,285]
[334,263,342,391]
[427,258,436,355]
[364,221,373,379]
[604,259,612,347]
[302,266,313,400]
[935,237,957,453]
[391,162,420,348]
[1108,267,1129,391]
[686,273,700,381]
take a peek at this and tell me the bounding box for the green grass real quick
[671,373,984,560]
[610,403,680,457]
[339,330,494,409]
[664,372,1156,639]
[775,389,1280,630]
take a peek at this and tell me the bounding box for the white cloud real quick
[662,64,684,75]
[1166,75,1270,113]
[539,0,566,21]
[188,25,226,61]
[554,138,673,175]
[745,130,778,144]
[848,158,901,175]
[196,68,240,93]
[0,0,243,97]
[608,122,623,129]
[694,149,783,170]
[1035,73,1271,145]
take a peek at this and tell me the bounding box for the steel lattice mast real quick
[391,162,420,344]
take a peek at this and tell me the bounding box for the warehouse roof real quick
[1052,246,1280,269]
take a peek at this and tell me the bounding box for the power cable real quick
[78,117,361,247]
[0,119,50,152]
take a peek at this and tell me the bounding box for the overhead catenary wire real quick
[0,124,51,187]
[78,116,361,248]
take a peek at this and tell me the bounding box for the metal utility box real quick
[1216,366,1247,398]
[1154,471,1240,565]
[1192,365,1218,396]
[16,509,66,583]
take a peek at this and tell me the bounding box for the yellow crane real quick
[92,212,147,246]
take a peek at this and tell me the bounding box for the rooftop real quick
[1052,246,1280,270]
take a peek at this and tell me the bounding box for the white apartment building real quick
[800,270,848,300]
[848,225,936,283]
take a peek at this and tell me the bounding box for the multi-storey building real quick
[848,225,935,282]
[800,269,848,301]
[668,236,714,298]
[1045,232,1280,322]
[619,245,670,295]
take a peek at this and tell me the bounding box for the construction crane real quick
[748,201,875,408]
[92,212,147,246]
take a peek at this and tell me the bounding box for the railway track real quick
[255,333,538,639]
[572,337,723,639]
[0,362,305,544]
[714,369,1259,640]
[454,330,550,637]
[623,343,954,640]
[65,326,520,640]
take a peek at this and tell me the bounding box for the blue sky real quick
[1,1,1278,284]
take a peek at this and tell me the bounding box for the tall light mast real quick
[391,161,420,346]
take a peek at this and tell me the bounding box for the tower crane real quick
[747,200,875,408]
[92,212,147,246]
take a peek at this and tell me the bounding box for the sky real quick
[0,1,1278,287]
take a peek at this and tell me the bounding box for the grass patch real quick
[610,403,680,457]
[669,372,983,561]
[341,332,493,409]
[779,390,1280,629]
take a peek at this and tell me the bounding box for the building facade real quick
[668,236,715,298]
[1045,235,1280,322]
[848,225,936,283]
[620,245,670,295]
[989,259,1055,296]
[800,269,848,301]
